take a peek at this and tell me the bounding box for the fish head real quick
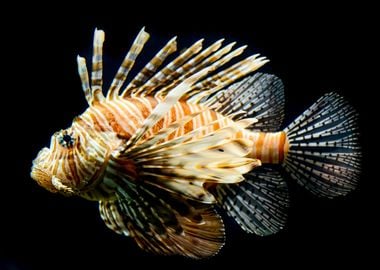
[31,119,111,195]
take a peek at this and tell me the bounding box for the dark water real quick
[2,4,374,270]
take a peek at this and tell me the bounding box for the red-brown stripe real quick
[255,132,266,160]
[96,103,131,139]
[181,102,193,133]
[277,131,286,163]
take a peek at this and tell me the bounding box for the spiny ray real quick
[131,38,204,96]
[145,39,224,98]
[187,55,269,103]
[123,36,178,96]
[155,42,241,99]
[77,56,91,104]
[107,27,150,100]
[91,28,105,101]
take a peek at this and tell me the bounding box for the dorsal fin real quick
[147,39,225,98]
[77,56,91,103]
[91,28,105,101]
[185,54,268,103]
[107,27,150,100]
[203,73,285,131]
[78,28,269,109]
[130,38,204,97]
[122,36,178,96]
[159,43,247,100]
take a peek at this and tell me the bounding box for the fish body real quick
[31,28,360,258]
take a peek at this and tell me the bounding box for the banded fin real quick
[122,64,216,149]
[212,166,289,236]
[133,124,259,178]
[107,27,150,100]
[185,54,268,103]
[131,38,204,97]
[124,110,206,154]
[155,42,244,99]
[204,73,285,131]
[79,28,270,110]
[77,56,91,103]
[283,92,361,198]
[99,184,225,259]
[114,29,268,100]
[91,28,105,100]
[77,29,107,105]
[123,36,178,95]
[116,114,260,202]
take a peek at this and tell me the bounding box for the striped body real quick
[83,96,288,158]
[33,95,288,200]
[71,97,288,200]
[248,131,287,164]
[31,27,360,258]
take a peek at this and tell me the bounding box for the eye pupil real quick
[58,133,75,147]
[63,134,72,143]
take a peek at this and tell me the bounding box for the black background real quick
[1,3,375,270]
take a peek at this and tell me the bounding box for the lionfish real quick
[31,27,361,258]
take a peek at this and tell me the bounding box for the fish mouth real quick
[31,165,58,193]
[31,147,58,193]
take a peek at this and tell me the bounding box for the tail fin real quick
[283,92,361,198]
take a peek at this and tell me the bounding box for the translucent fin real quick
[204,73,285,131]
[212,166,289,236]
[99,184,225,259]
[99,199,130,236]
[283,92,361,198]
[185,55,269,103]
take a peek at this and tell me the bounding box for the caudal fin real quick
[283,92,361,198]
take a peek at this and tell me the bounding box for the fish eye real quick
[58,131,76,148]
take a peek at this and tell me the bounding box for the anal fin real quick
[212,166,289,236]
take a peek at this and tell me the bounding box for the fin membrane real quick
[283,92,361,198]
[203,73,285,131]
[212,166,289,236]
